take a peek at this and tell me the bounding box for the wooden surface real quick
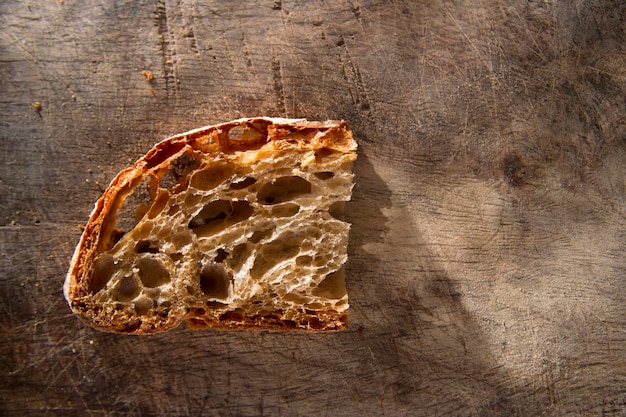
[1,1,625,415]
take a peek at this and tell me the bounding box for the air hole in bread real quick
[166,204,180,216]
[183,193,201,209]
[250,255,273,279]
[227,243,252,270]
[134,204,152,224]
[189,200,254,237]
[271,202,300,217]
[307,317,324,330]
[229,176,257,190]
[189,163,235,191]
[135,240,159,254]
[172,231,192,248]
[90,253,118,293]
[199,263,231,300]
[314,171,335,180]
[159,152,199,191]
[296,255,313,266]
[134,296,153,316]
[305,302,324,310]
[228,122,268,144]
[189,200,231,228]
[219,308,245,322]
[113,274,141,302]
[315,147,334,161]
[146,191,170,219]
[145,142,186,170]
[282,319,298,329]
[108,229,126,249]
[284,292,307,304]
[214,248,229,263]
[313,268,346,299]
[257,176,311,205]
[262,232,303,261]
[249,227,274,244]
[192,134,214,147]
[113,176,154,242]
[314,255,330,267]
[169,252,183,262]
[228,126,245,140]
[135,254,171,288]
[250,232,302,278]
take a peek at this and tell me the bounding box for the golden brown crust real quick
[65,117,356,334]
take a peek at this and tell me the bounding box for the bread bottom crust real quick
[185,312,347,332]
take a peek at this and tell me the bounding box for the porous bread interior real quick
[68,119,355,333]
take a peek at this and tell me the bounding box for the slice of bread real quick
[64,117,357,334]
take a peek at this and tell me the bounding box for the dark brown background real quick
[1,1,625,416]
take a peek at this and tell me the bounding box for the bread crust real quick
[65,117,356,334]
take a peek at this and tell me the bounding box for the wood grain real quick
[1,0,624,416]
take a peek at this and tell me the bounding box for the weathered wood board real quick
[1,1,625,415]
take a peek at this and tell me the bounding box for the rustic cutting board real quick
[1,1,624,416]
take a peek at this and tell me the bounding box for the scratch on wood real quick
[337,38,376,134]
[154,0,178,97]
[446,10,500,129]
[183,27,199,55]
[240,26,254,71]
[349,1,362,21]
[14,41,38,62]
[271,57,287,116]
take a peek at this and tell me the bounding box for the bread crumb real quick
[141,70,154,83]
[32,102,42,113]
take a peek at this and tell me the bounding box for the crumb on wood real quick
[78,224,85,231]
[32,102,42,113]
[141,70,154,83]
